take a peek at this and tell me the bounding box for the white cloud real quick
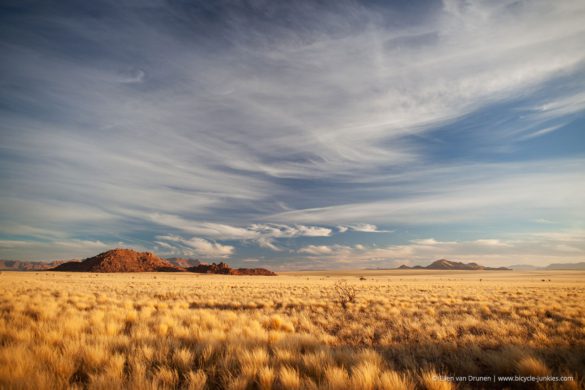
[410,238,456,246]
[150,215,331,241]
[0,239,109,250]
[51,240,111,250]
[256,237,283,252]
[351,224,379,233]
[298,245,335,255]
[249,224,332,238]
[183,237,234,258]
[149,216,332,252]
[554,244,581,253]
[532,91,585,121]
[0,240,29,248]
[337,224,391,233]
[150,214,259,239]
[0,224,69,240]
[521,124,565,140]
[529,230,585,243]
[156,235,234,258]
[119,69,145,84]
[473,239,511,248]
[154,241,175,250]
[0,239,125,261]
[534,219,555,224]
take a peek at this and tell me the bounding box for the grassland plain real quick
[0,270,583,389]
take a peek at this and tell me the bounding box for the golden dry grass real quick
[0,270,583,389]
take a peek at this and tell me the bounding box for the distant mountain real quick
[508,264,542,270]
[52,249,185,272]
[397,264,424,269]
[165,257,201,268]
[187,262,276,276]
[0,259,73,271]
[397,259,511,271]
[545,262,585,270]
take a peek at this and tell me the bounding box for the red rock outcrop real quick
[52,249,185,272]
[187,262,276,276]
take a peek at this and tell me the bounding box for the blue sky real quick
[1,0,584,268]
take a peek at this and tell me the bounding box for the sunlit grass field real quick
[0,270,583,389]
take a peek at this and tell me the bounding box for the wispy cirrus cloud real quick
[256,237,283,252]
[155,235,234,258]
[149,213,331,252]
[337,224,392,233]
[298,245,336,255]
[0,0,584,264]
[149,214,259,240]
[410,238,456,246]
[269,159,585,225]
[0,239,118,261]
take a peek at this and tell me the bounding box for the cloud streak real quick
[337,224,392,233]
[155,235,234,258]
[0,0,583,265]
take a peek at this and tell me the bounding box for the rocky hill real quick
[52,249,185,272]
[398,259,511,271]
[48,249,276,274]
[187,262,276,276]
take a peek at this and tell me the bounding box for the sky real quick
[1,0,584,269]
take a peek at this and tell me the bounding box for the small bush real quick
[333,280,357,310]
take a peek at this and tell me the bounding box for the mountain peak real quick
[52,248,185,272]
[397,259,511,271]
